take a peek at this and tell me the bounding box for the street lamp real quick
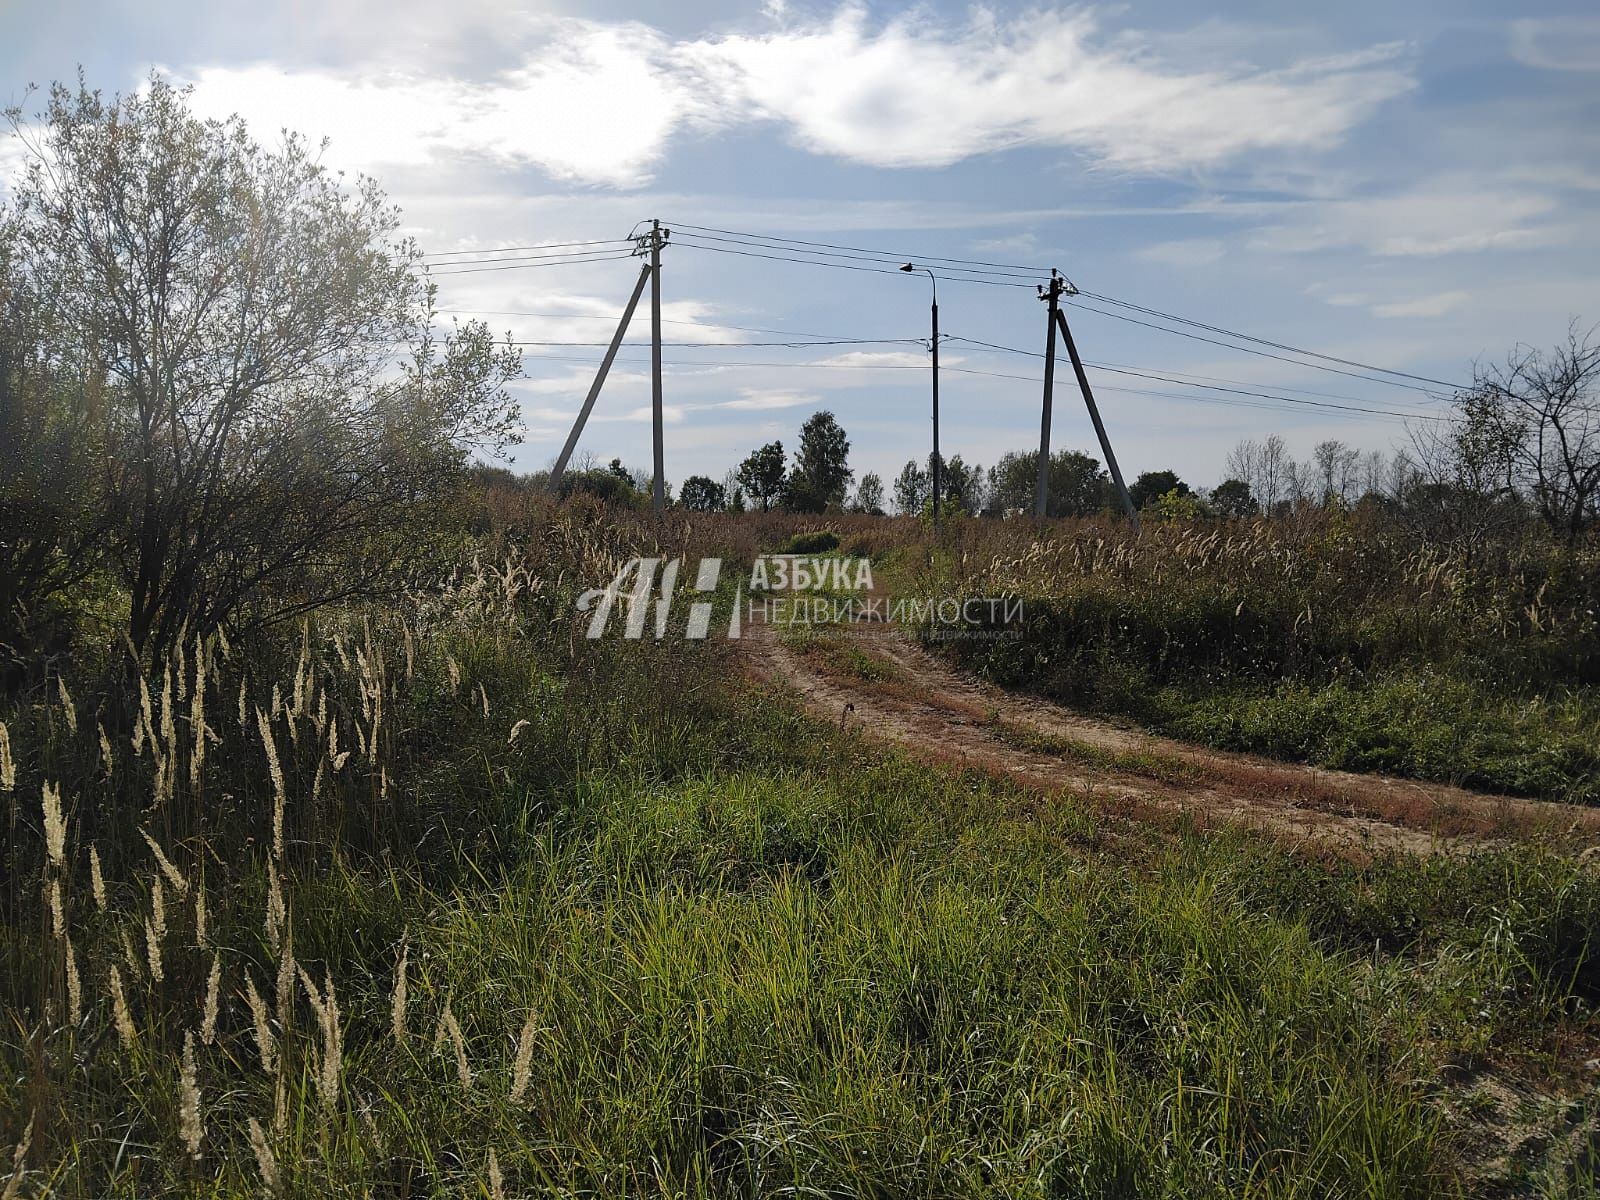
[900,263,940,525]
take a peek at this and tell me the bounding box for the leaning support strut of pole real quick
[547,222,670,514]
[548,263,653,488]
[1056,304,1140,528]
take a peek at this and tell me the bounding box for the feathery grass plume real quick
[487,1148,504,1200]
[243,973,277,1074]
[478,682,490,719]
[41,782,67,870]
[194,875,207,947]
[270,682,283,721]
[510,1011,538,1104]
[64,934,82,1027]
[98,722,114,776]
[200,954,222,1045]
[0,722,13,791]
[57,676,78,734]
[1,1113,34,1200]
[327,714,339,766]
[48,880,64,941]
[140,829,188,896]
[508,719,530,745]
[257,708,287,861]
[119,927,139,973]
[109,966,136,1049]
[316,970,341,1112]
[147,878,167,982]
[190,637,207,793]
[247,1118,281,1198]
[447,655,461,695]
[134,673,156,758]
[265,861,286,951]
[159,666,177,763]
[89,844,107,912]
[274,934,296,1037]
[237,680,247,731]
[179,1030,203,1160]
[402,622,415,681]
[435,1000,473,1088]
[390,936,409,1046]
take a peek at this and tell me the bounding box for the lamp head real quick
[899,263,915,272]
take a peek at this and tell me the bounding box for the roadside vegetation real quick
[900,508,1600,804]
[3,75,1599,1197]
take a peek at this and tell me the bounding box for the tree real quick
[851,472,885,515]
[786,411,852,513]
[607,458,634,485]
[941,454,984,513]
[1209,479,1257,518]
[0,217,117,674]
[893,460,929,514]
[1128,470,1189,510]
[4,77,521,663]
[1470,322,1600,538]
[987,449,1106,517]
[1312,440,1360,504]
[736,441,786,511]
[677,475,725,512]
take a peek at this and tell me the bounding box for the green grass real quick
[988,714,1206,785]
[2,525,1599,1196]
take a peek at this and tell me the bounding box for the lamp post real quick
[899,263,940,524]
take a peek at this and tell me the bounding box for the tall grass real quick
[1,499,1597,1195]
[903,508,1600,801]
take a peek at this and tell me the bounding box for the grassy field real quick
[2,502,1599,1196]
[895,508,1600,804]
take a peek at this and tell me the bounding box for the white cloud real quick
[174,6,1414,187]
[721,389,817,410]
[180,21,720,187]
[1371,290,1471,320]
[1136,238,1226,267]
[1509,18,1600,72]
[1251,179,1561,257]
[687,9,1413,171]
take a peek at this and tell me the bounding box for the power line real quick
[663,221,1468,395]
[420,238,635,260]
[667,228,1042,282]
[435,308,881,342]
[667,221,1049,276]
[669,238,1036,289]
[505,337,924,349]
[428,250,638,277]
[512,345,1448,423]
[1075,289,1471,392]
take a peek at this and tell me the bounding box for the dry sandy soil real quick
[741,618,1600,859]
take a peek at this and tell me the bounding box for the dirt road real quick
[742,619,1600,857]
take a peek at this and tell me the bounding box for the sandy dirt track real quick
[741,619,1600,858]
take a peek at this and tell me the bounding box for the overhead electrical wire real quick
[658,222,1468,395]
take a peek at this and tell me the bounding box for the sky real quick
[4,1,1598,497]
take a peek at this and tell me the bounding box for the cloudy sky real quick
[6,2,1598,494]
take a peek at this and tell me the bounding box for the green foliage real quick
[785,411,853,513]
[987,448,1108,516]
[1,77,522,665]
[679,474,727,512]
[1129,470,1190,510]
[779,529,841,554]
[736,440,786,512]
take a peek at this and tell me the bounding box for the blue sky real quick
[5,2,1598,495]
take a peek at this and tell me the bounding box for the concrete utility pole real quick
[1034,271,1064,518]
[649,219,668,516]
[900,263,940,525]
